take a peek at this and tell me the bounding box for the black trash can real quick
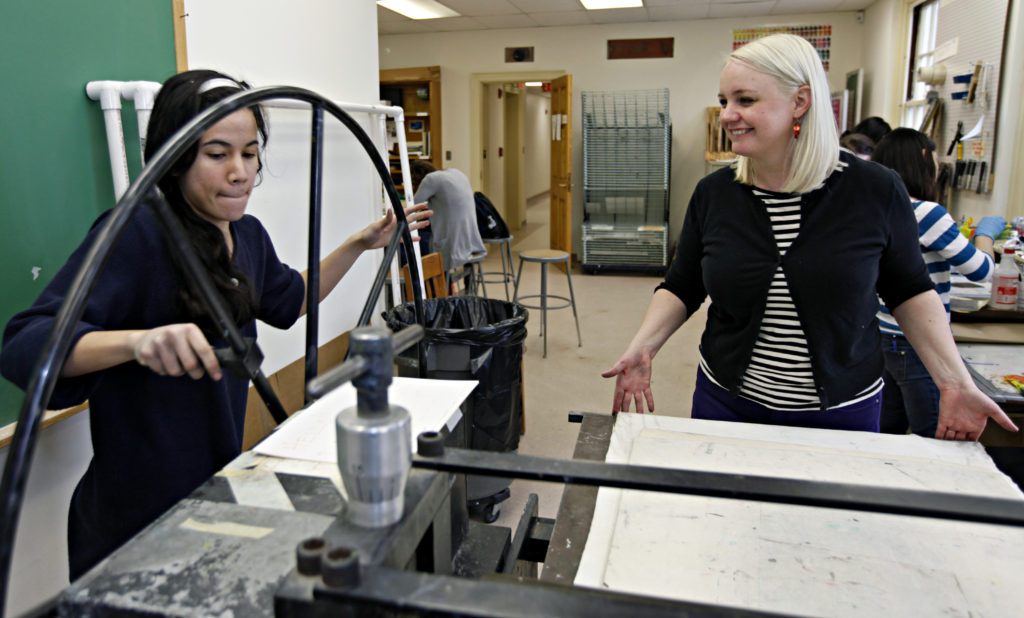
[385,297,527,522]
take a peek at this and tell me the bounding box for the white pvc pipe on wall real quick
[85,80,130,200]
[119,81,162,162]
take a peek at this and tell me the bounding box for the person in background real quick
[840,132,875,160]
[602,34,1017,442]
[872,128,1003,438]
[0,69,430,580]
[409,160,485,285]
[851,116,892,145]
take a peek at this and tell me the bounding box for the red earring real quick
[793,118,802,139]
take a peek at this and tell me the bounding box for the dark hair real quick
[873,128,937,202]
[145,69,269,335]
[840,132,875,158]
[409,159,436,191]
[851,116,892,144]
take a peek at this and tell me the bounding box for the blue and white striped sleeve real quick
[915,200,994,282]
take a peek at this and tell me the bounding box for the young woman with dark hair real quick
[0,69,429,579]
[871,128,1002,437]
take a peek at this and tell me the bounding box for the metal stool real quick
[449,251,488,297]
[481,236,516,300]
[512,249,582,358]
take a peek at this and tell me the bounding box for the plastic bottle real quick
[989,244,1019,310]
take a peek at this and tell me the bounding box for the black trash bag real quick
[385,296,527,453]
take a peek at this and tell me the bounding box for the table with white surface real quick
[569,414,1024,617]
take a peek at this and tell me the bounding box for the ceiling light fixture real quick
[377,0,459,20]
[524,82,543,87]
[580,0,643,9]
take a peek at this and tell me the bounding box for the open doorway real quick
[470,71,567,253]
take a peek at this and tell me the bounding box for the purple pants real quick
[691,367,881,432]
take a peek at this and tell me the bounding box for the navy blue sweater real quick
[659,152,934,409]
[1,207,304,576]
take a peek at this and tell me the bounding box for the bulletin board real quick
[932,0,1009,202]
[732,25,832,71]
[0,2,177,428]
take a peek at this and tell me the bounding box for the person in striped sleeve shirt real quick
[872,128,1001,438]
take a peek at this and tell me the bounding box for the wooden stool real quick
[482,236,516,300]
[512,249,582,358]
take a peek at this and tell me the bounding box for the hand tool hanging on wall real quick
[946,121,964,157]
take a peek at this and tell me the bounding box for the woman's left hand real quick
[935,383,1019,440]
[359,202,433,250]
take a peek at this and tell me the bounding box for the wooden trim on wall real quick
[172,0,188,73]
[0,403,89,449]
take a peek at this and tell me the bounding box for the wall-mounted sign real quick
[607,37,674,60]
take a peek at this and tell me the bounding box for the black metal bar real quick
[304,105,325,404]
[413,447,1024,528]
[306,324,423,399]
[278,564,780,617]
[519,516,554,564]
[501,492,538,574]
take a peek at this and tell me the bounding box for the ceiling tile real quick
[509,0,582,12]
[438,0,522,16]
[473,13,542,28]
[647,4,711,20]
[708,1,777,19]
[773,0,843,14]
[530,11,596,27]
[587,7,650,24]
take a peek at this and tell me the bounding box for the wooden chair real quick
[401,251,448,300]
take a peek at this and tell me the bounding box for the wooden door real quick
[549,75,572,263]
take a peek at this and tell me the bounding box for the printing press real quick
[5,86,1024,618]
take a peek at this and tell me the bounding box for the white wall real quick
[0,413,91,616]
[524,91,551,199]
[862,0,905,122]
[185,0,387,372]
[381,13,866,251]
[5,2,383,614]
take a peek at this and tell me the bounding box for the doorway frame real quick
[469,70,566,227]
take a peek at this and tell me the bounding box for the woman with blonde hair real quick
[603,34,1016,441]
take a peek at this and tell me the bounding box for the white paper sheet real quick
[253,377,475,463]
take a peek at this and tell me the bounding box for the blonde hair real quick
[728,34,839,194]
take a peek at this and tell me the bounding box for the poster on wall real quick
[732,26,832,71]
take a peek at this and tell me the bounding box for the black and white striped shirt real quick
[702,186,883,411]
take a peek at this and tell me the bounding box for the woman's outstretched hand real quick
[131,323,222,381]
[360,203,433,250]
[602,347,655,414]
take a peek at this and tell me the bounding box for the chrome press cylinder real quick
[335,326,413,527]
[336,403,411,527]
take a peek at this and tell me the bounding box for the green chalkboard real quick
[0,1,176,427]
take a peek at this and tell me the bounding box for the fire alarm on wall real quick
[505,47,534,63]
